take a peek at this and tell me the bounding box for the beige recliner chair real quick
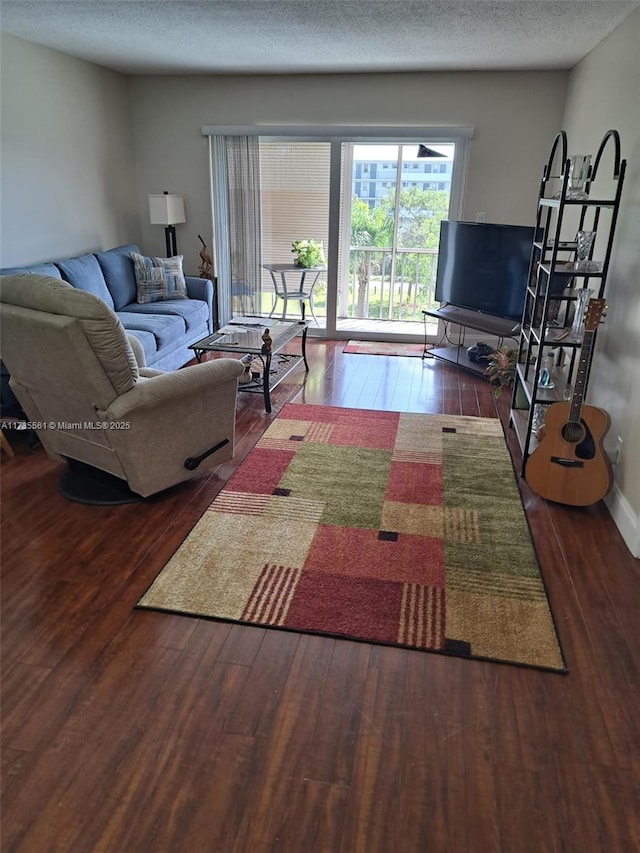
[0,274,245,502]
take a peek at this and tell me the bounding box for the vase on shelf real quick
[554,154,592,200]
[567,154,591,200]
[574,230,601,272]
[532,404,547,438]
[537,353,556,390]
[571,288,593,339]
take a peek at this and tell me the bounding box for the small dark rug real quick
[343,340,427,357]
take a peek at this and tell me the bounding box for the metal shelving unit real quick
[510,130,627,476]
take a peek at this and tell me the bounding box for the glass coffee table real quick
[189,316,310,413]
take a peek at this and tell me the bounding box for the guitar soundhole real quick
[560,418,596,460]
[561,421,585,444]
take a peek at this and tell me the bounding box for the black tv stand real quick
[422,305,519,377]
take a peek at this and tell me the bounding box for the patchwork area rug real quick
[343,340,427,357]
[138,404,565,671]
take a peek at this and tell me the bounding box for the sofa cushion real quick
[57,254,115,309]
[117,298,208,332]
[131,252,187,304]
[1,262,62,279]
[125,328,158,363]
[95,244,140,310]
[117,311,186,350]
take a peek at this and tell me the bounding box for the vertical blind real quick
[259,141,331,310]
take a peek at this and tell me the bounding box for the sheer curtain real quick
[210,136,231,326]
[210,136,262,326]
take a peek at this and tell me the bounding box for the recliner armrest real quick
[105,358,244,419]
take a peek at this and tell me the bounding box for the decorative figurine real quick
[238,354,253,384]
[261,328,272,354]
[197,235,212,279]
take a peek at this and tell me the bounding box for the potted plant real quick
[484,346,517,397]
[291,238,325,269]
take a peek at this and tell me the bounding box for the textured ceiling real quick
[1,1,639,75]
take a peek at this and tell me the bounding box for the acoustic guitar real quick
[525,298,613,506]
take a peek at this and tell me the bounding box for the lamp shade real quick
[148,193,186,225]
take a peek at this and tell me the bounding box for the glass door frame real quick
[326,132,469,340]
[203,123,473,339]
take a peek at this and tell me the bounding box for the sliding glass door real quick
[210,128,468,339]
[337,142,455,337]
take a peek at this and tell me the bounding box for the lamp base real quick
[164,226,177,258]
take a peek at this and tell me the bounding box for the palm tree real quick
[350,197,393,318]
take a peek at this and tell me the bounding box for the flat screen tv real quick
[435,220,536,322]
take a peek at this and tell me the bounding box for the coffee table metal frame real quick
[189,317,310,413]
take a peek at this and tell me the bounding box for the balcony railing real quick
[340,246,439,322]
[256,245,440,323]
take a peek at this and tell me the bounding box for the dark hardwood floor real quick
[1,340,638,852]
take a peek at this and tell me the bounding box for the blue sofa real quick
[1,244,216,370]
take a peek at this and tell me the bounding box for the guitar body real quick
[525,402,613,506]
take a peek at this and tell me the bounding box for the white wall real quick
[561,8,640,556]
[0,33,140,266]
[128,70,567,263]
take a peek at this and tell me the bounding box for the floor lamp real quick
[148,192,186,257]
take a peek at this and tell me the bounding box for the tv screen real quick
[435,221,536,322]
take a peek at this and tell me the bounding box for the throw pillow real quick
[131,252,188,304]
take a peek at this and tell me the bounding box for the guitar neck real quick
[569,330,595,422]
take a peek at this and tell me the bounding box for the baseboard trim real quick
[605,482,640,558]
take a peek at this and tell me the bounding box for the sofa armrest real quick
[184,276,212,302]
[126,333,147,368]
[185,276,215,332]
